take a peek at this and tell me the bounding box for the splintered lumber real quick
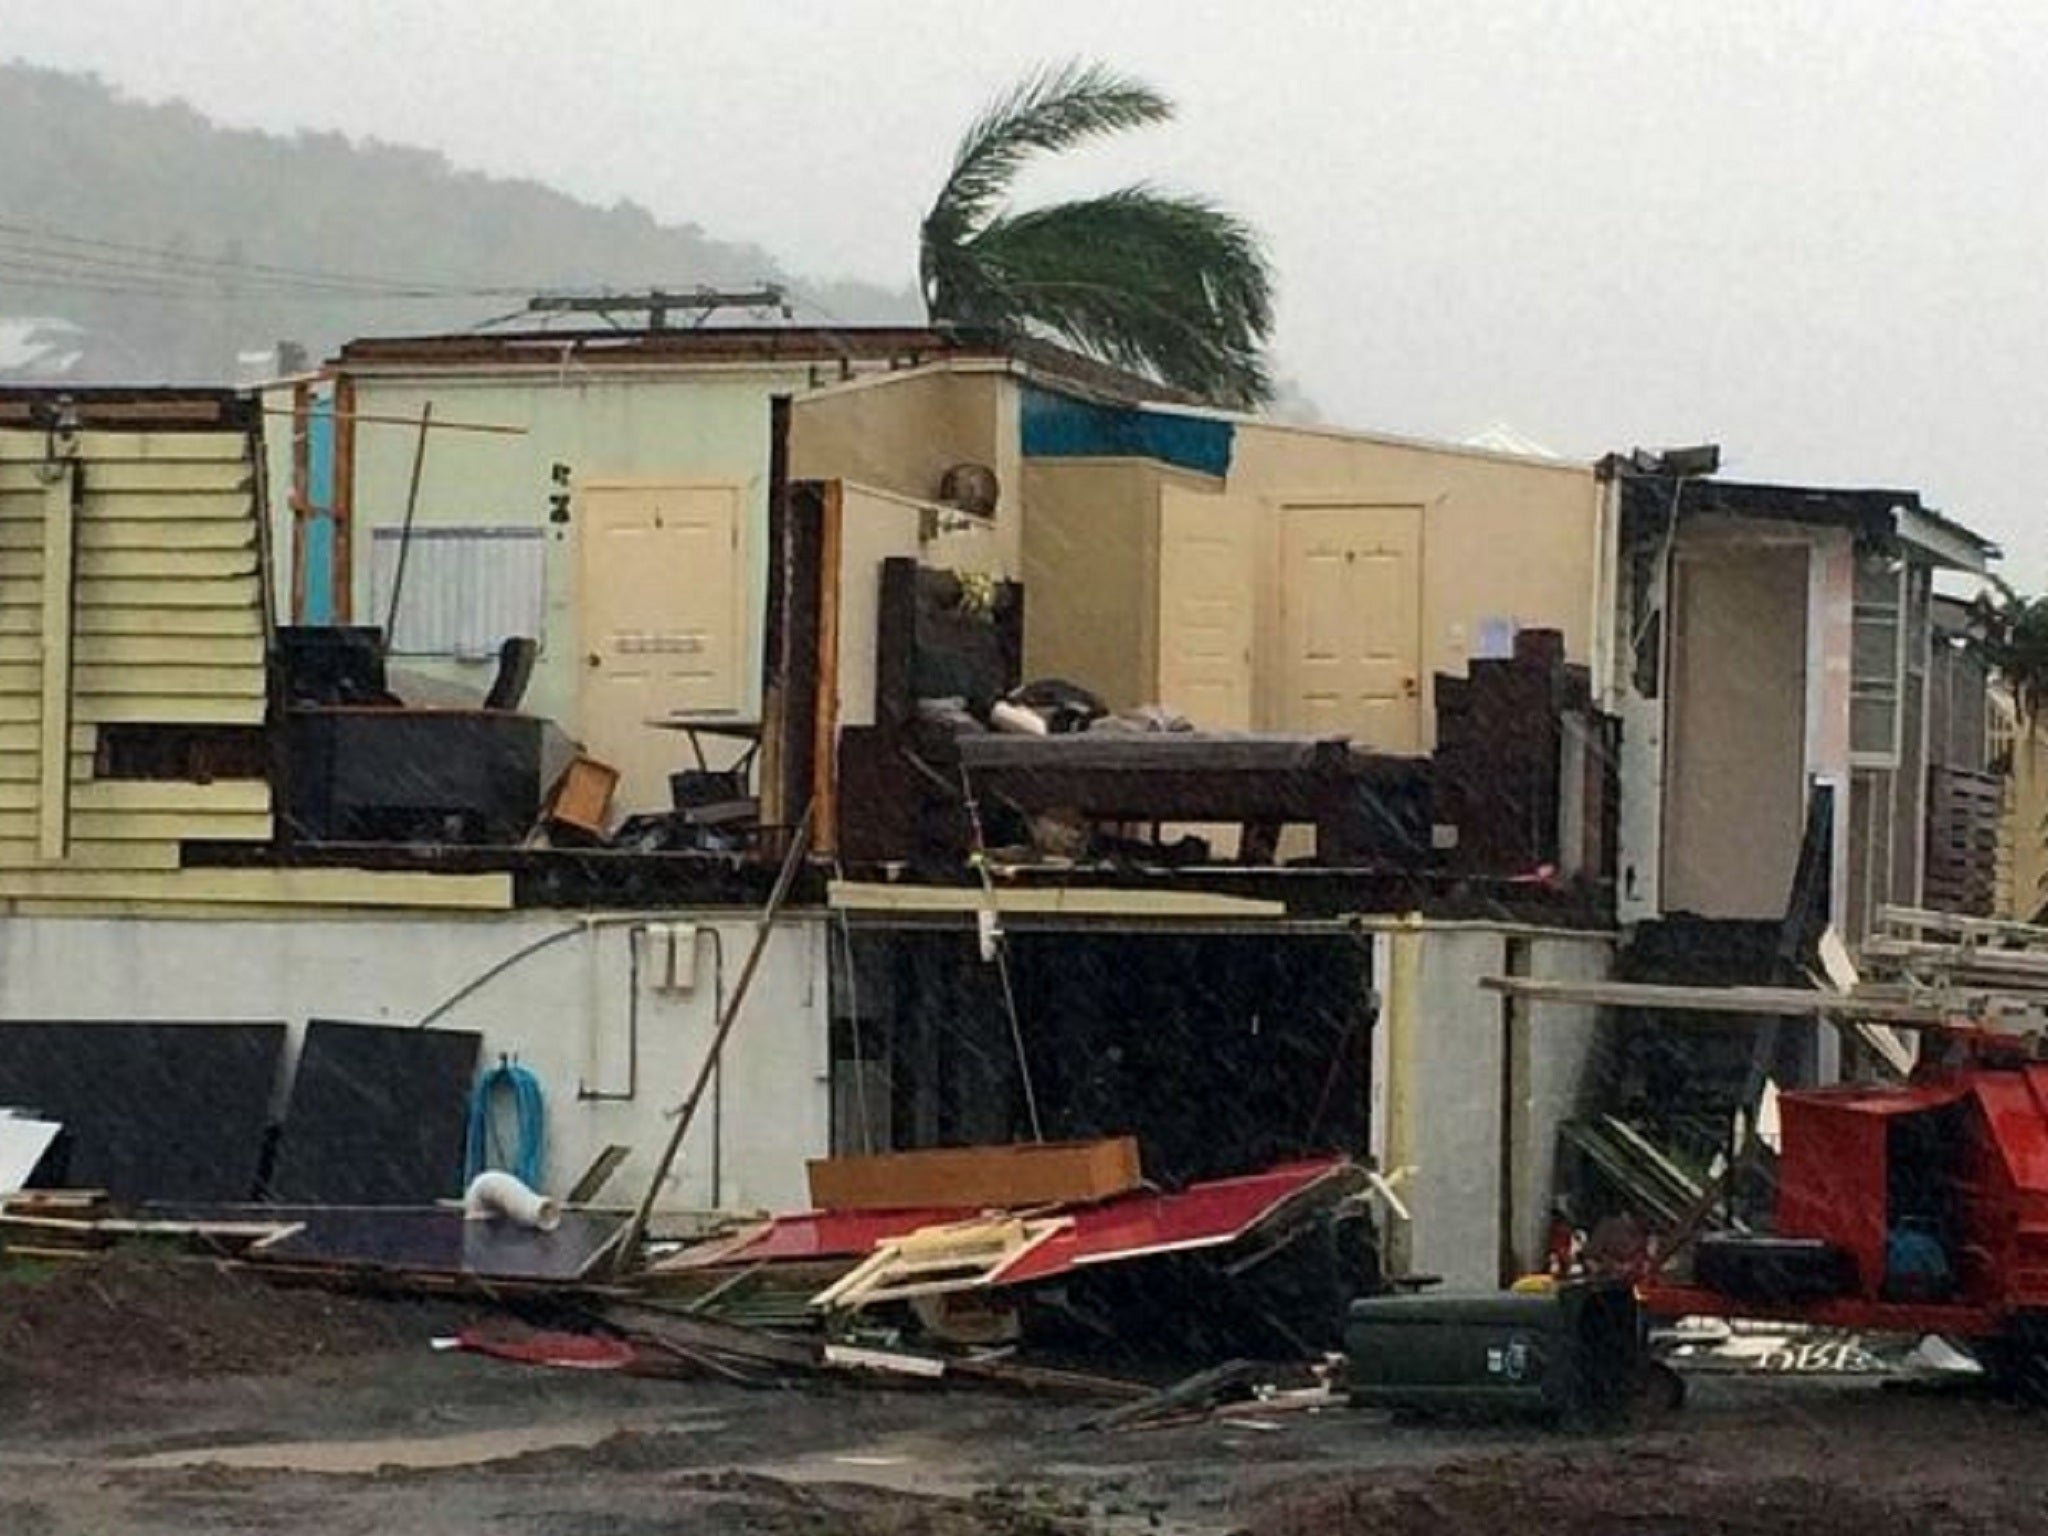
[824,1342,948,1380]
[810,1216,1064,1311]
[602,1300,821,1377]
[1876,904,2048,948]
[1480,974,1962,1028]
[566,1144,631,1207]
[944,1353,1150,1402]
[0,1214,300,1242]
[0,1189,107,1212]
[1085,1359,1261,1432]
[806,1136,1142,1213]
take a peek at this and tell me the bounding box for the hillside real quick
[0,63,916,383]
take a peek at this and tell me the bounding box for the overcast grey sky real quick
[5,1,2045,578]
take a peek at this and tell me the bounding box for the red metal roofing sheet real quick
[988,1157,1348,1288]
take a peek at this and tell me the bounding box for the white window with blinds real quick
[370,525,547,660]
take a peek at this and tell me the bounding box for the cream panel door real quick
[578,482,743,813]
[1279,504,1423,751]
[1158,486,1256,729]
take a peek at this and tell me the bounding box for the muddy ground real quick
[3,1258,2046,1534]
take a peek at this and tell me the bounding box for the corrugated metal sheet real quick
[371,524,545,660]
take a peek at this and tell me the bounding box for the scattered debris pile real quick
[641,1149,1375,1368]
[0,1132,1383,1413]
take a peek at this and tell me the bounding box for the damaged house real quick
[0,326,2007,1303]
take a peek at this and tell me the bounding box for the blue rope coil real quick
[465,1057,546,1189]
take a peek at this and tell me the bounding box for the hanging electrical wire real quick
[0,215,539,304]
[0,216,491,295]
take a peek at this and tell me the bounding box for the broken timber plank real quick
[565,1144,631,1206]
[807,1136,1141,1213]
[1084,1359,1261,1432]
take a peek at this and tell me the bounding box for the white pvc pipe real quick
[464,1170,561,1232]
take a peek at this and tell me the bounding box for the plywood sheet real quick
[1662,543,1809,918]
[268,1020,482,1205]
[252,1207,627,1283]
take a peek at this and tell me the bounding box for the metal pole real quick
[382,401,434,650]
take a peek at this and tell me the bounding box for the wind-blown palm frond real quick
[920,61,1275,406]
[922,61,1169,288]
[949,189,1273,407]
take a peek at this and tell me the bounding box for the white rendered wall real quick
[0,910,831,1217]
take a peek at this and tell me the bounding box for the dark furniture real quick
[282,706,548,844]
[276,626,392,707]
[1432,628,1618,880]
[957,733,1431,864]
[483,637,540,712]
[837,559,1024,867]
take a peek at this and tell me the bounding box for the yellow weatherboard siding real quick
[0,418,507,911]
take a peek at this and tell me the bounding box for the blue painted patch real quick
[303,392,337,624]
[1020,386,1233,478]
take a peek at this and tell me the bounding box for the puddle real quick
[124,1417,721,1474]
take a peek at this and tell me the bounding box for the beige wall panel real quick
[72,781,272,814]
[76,696,266,726]
[0,867,510,909]
[0,839,182,872]
[1157,485,1257,729]
[834,486,925,730]
[1018,460,1161,711]
[0,463,251,495]
[1662,542,1809,917]
[790,369,1018,573]
[1228,426,1599,747]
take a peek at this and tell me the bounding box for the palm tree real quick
[920,61,1275,409]
[1973,579,2048,724]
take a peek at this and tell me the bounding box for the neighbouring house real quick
[1995,685,2048,925]
[1599,467,1999,944]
